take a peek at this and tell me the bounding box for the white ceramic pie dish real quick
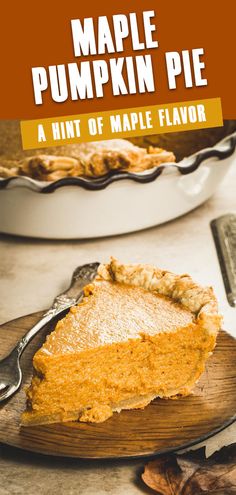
[0,132,236,239]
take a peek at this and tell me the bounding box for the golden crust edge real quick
[97,258,222,334]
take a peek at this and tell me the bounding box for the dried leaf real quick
[142,444,236,494]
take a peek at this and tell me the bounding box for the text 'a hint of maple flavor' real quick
[21,98,223,150]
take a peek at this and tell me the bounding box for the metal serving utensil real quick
[0,262,99,403]
[211,214,236,308]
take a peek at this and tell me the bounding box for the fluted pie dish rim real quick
[0,132,235,193]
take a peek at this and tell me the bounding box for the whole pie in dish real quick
[21,258,221,426]
[0,139,175,181]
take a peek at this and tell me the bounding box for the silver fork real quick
[0,262,99,403]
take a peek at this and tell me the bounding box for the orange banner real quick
[20,98,223,150]
[1,1,235,120]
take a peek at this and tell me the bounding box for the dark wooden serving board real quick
[0,312,236,459]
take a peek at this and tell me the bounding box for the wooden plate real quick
[0,312,236,459]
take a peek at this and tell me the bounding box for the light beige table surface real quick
[0,165,236,494]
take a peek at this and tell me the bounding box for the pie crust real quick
[99,258,221,333]
[0,140,175,181]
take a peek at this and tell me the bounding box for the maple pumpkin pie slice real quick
[21,259,222,425]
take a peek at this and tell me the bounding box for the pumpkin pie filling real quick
[21,259,222,425]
